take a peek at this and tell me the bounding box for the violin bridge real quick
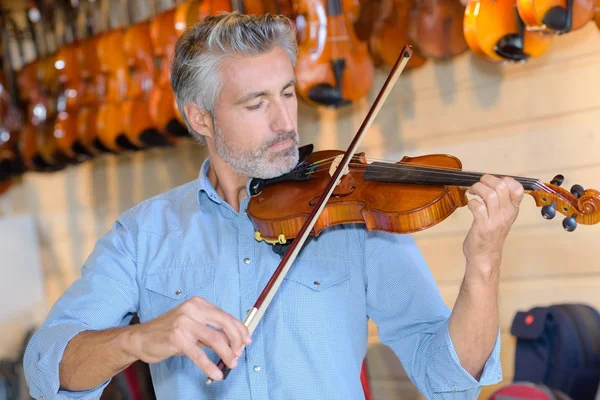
[329,155,350,181]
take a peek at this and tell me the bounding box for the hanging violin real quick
[463,0,554,63]
[52,0,91,162]
[516,0,595,33]
[408,0,469,60]
[368,0,427,68]
[75,0,106,154]
[294,0,375,108]
[149,0,189,139]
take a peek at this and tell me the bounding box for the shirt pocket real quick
[143,265,216,320]
[279,257,351,335]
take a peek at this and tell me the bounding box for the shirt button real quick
[243,258,251,264]
[40,397,45,400]
[253,365,261,372]
[450,385,456,392]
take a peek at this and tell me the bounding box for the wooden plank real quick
[415,224,600,284]
[387,53,600,143]
[439,276,600,331]
[373,23,600,97]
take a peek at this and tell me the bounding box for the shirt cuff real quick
[25,322,111,399]
[425,321,503,394]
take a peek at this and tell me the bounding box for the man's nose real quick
[271,100,295,133]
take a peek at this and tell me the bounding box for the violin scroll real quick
[531,175,600,231]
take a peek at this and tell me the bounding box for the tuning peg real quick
[562,214,577,231]
[570,184,584,199]
[550,174,564,186]
[541,200,557,219]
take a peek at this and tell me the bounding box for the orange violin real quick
[0,23,26,185]
[463,0,554,63]
[149,0,189,139]
[369,0,427,68]
[17,4,69,172]
[294,0,375,107]
[53,1,91,162]
[95,0,135,152]
[75,0,106,154]
[517,0,595,33]
[121,0,172,149]
[408,0,469,60]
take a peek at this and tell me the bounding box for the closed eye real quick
[246,101,263,111]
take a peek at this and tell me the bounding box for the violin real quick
[95,0,137,152]
[247,147,600,243]
[75,0,106,154]
[408,0,469,60]
[0,11,26,183]
[516,0,595,33]
[0,62,26,184]
[17,4,70,172]
[53,0,91,162]
[463,0,554,63]
[294,0,375,108]
[369,0,427,68]
[121,0,172,149]
[149,0,189,139]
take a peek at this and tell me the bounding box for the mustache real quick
[264,131,298,148]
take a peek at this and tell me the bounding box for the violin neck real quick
[363,161,541,191]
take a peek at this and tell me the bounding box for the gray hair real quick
[170,12,298,144]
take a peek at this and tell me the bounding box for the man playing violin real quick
[24,12,525,400]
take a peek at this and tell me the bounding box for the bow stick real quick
[206,44,414,385]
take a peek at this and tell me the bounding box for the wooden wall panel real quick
[1,18,599,400]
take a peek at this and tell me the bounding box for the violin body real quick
[369,0,427,68]
[517,0,595,32]
[76,35,105,153]
[53,41,89,161]
[149,8,188,138]
[96,28,133,152]
[408,0,469,60]
[17,60,68,172]
[121,20,171,148]
[0,72,25,182]
[247,149,470,241]
[463,0,553,63]
[294,0,374,108]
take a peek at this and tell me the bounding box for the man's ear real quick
[183,102,214,140]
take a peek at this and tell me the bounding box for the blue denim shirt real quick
[24,158,502,400]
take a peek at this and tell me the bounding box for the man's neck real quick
[206,156,249,213]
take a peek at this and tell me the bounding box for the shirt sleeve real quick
[23,217,140,400]
[363,230,503,399]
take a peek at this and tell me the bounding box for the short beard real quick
[212,116,299,179]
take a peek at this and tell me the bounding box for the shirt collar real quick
[196,158,253,209]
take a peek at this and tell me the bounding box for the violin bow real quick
[206,44,414,385]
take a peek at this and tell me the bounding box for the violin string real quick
[307,157,541,183]
[306,157,558,197]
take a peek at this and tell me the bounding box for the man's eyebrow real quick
[234,78,297,105]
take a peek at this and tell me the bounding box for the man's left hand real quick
[463,174,525,278]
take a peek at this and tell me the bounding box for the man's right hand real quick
[128,296,252,381]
